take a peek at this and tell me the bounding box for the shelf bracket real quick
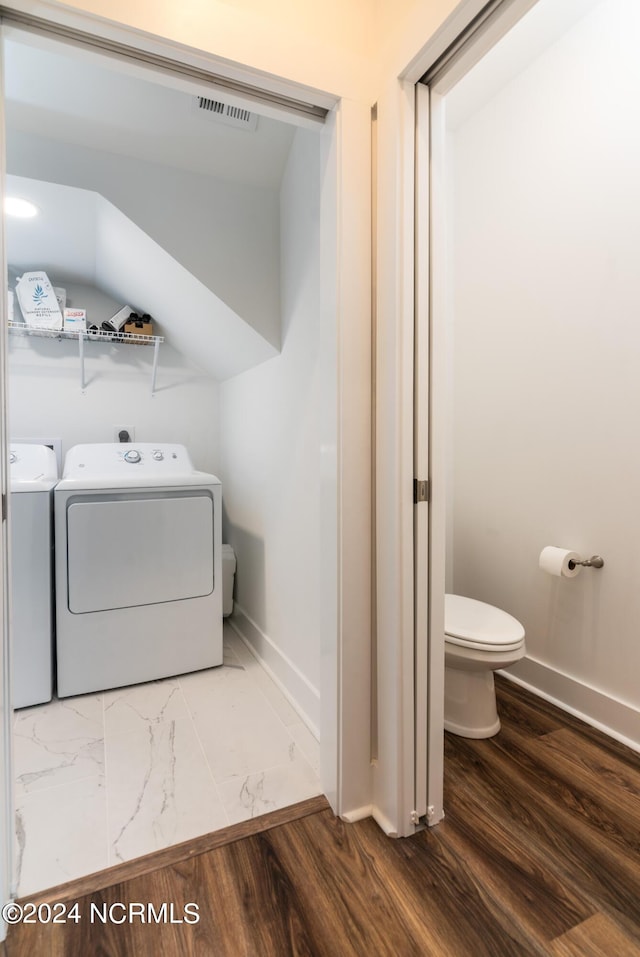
[151,337,160,395]
[78,329,85,392]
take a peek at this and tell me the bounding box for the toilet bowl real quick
[444,594,525,739]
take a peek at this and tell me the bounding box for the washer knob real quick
[152,450,164,461]
[124,449,141,464]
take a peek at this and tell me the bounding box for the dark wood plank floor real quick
[5,675,640,956]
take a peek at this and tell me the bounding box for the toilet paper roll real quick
[539,546,581,578]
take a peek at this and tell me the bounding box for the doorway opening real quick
[3,22,335,896]
[424,0,640,772]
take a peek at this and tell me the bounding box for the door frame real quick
[0,19,15,940]
[416,0,541,822]
[373,0,544,837]
[371,0,493,839]
[414,80,446,828]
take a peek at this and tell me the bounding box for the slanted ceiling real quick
[3,30,300,379]
[2,36,295,189]
[6,175,277,380]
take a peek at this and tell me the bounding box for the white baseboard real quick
[503,656,640,755]
[229,604,320,738]
[340,804,373,824]
[370,806,399,838]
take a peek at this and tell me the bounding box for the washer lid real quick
[57,443,221,490]
[10,444,58,491]
[445,594,525,649]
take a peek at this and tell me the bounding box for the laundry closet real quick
[3,26,329,894]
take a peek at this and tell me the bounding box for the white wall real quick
[11,0,374,102]
[8,282,220,473]
[449,0,640,747]
[7,131,281,349]
[219,128,323,733]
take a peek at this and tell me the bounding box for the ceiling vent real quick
[194,96,258,131]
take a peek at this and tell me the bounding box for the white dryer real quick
[10,444,58,708]
[55,443,223,697]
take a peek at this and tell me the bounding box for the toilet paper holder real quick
[568,555,605,569]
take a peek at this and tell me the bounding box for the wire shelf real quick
[8,320,164,345]
[8,321,164,393]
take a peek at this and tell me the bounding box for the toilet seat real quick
[445,594,525,653]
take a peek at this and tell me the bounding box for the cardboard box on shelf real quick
[123,314,153,339]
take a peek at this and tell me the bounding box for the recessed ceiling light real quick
[4,197,39,218]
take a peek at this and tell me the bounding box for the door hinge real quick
[410,809,420,825]
[413,479,429,503]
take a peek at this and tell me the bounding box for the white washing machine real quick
[9,443,58,708]
[55,443,223,697]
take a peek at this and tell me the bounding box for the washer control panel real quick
[9,444,58,483]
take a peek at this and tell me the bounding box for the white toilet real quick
[444,594,525,739]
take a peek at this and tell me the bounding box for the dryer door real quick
[66,492,214,613]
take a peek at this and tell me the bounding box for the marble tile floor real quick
[12,623,322,897]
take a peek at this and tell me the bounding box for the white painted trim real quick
[502,658,640,755]
[328,97,374,822]
[0,24,15,939]
[426,0,539,95]
[398,0,490,84]
[413,81,430,822]
[423,83,447,827]
[229,606,320,740]
[372,75,418,838]
[395,0,538,88]
[0,0,341,116]
[318,105,340,814]
[340,804,373,824]
[371,805,400,838]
